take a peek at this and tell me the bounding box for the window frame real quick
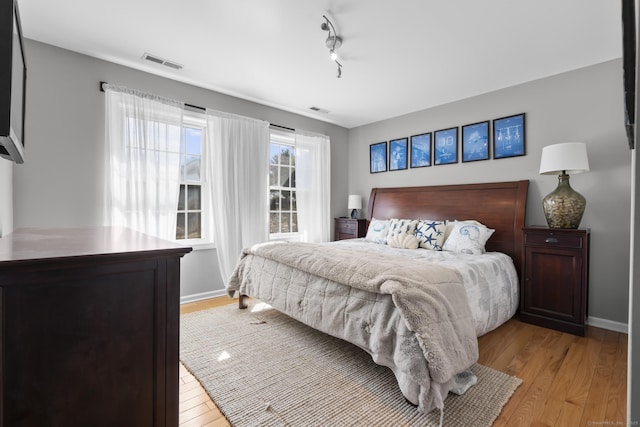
[269,128,300,241]
[175,109,212,247]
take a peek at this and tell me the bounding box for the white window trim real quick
[175,110,213,247]
[269,128,298,240]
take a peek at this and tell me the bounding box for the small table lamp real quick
[348,195,362,219]
[539,142,590,229]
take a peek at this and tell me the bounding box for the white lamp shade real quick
[539,142,590,175]
[348,195,362,210]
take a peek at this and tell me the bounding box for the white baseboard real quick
[587,316,629,334]
[180,289,227,305]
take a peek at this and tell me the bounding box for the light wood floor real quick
[178,297,628,427]
[179,297,233,427]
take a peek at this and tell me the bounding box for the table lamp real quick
[348,195,362,219]
[539,142,590,229]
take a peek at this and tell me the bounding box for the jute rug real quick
[180,301,521,427]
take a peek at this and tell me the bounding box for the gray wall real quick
[14,39,349,299]
[348,59,631,325]
[0,158,12,237]
[11,39,632,326]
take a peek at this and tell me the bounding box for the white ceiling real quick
[18,0,622,129]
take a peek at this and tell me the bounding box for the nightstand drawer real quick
[524,232,584,249]
[336,221,356,232]
[334,218,367,241]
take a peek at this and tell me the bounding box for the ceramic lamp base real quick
[543,173,586,229]
[350,209,358,219]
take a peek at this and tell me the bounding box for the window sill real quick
[269,233,302,243]
[175,240,216,251]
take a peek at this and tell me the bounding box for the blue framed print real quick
[493,113,525,159]
[434,127,458,165]
[389,137,408,171]
[462,121,490,162]
[370,141,387,173]
[410,132,431,168]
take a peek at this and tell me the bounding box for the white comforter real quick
[331,239,519,336]
[227,239,519,414]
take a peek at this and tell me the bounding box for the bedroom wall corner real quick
[0,158,13,237]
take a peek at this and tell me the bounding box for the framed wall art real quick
[493,113,525,159]
[389,137,408,171]
[434,127,458,165]
[462,120,490,162]
[410,132,431,168]
[370,141,387,173]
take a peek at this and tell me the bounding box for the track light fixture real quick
[321,15,343,78]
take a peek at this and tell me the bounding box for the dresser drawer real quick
[524,231,584,249]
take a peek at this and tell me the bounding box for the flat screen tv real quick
[622,0,636,150]
[0,0,26,163]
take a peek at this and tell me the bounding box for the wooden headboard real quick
[367,180,529,275]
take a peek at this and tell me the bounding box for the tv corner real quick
[0,0,27,164]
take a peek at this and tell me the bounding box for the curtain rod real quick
[270,124,295,132]
[99,81,205,110]
[99,81,294,131]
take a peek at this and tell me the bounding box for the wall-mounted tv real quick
[622,0,636,150]
[0,0,27,164]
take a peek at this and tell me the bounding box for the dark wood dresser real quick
[334,218,367,241]
[521,227,589,336]
[0,227,192,427]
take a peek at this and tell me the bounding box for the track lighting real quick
[321,15,343,78]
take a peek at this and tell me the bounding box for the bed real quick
[227,180,529,415]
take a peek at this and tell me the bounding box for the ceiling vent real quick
[309,106,330,114]
[142,52,183,70]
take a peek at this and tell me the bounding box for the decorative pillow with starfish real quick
[415,220,447,250]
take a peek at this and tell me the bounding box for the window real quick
[176,112,206,241]
[269,128,297,236]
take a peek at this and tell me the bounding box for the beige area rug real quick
[180,301,521,427]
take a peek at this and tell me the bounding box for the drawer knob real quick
[545,237,559,244]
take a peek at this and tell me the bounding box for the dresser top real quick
[0,227,192,265]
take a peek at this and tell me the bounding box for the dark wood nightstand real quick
[521,227,590,336]
[334,218,367,241]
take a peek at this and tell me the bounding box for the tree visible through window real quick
[269,129,297,235]
[176,124,203,240]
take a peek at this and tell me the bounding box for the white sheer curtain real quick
[295,130,331,243]
[103,84,184,240]
[204,109,270,282]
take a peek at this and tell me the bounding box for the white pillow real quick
[365,218,390,244]
[386,218,419,243]
[444,220,455,241]
[387,233,420,249]
[444,219,484,241]
[415,220,447,250]
[442,221,495,255]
